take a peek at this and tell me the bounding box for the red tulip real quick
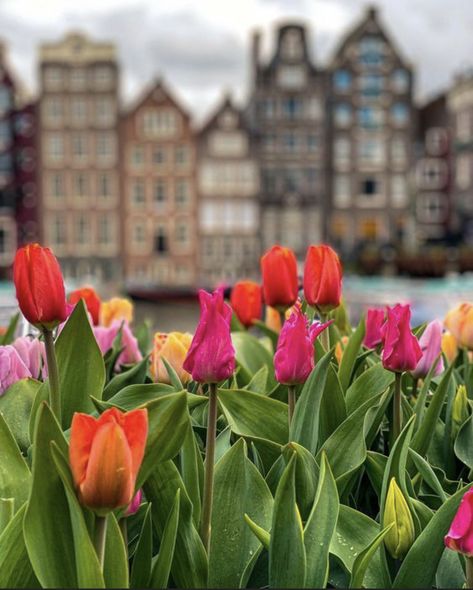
[13,243,67,329]
[69,407,148,513]
[303,244,342,312]
[364,308,386,349]
[261,245,298,310]
[230,281,262,328]
[381,304,422,373]
[68,287,101,325]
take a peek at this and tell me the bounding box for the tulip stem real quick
[288,385,296,424]
[319,311,330,351]
[43,328,61,424]
[466,555,473,588]
[393,372,403,442]
[94,515,108,571]
[201,382,218,554]
[119,518,128,552]
[279,311,286,330]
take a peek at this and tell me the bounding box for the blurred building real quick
[448,71,473,246]
[121,79,198,289]
[247,23,327,259]
[327,7,414,259]
[197,95,260,286]
[38,32,121,281]
[413,94,451,243]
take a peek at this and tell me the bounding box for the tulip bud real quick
[445,488,473,556]
[383,477,415,560]
[442,332,458,363]
[100,297,133,327]
[335,335,349,365]
[230,281,262,328]
[445,303,473,350]
[303,244,342,312]
[364,308,386,349]
[183,289,235,383]
[381,304,422,373]
[261,245,299,311]
[69,407,148,513]
[68,287,101,326]
[151,331,193,384]
[125,489,143,517]
[411,320,444,380]
[13,243,67,329]
[0,345,32,394]
[453,385,470,432]
[93,321,142,369]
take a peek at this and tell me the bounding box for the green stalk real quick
[201,382,218,554]
[466,555,473,588]
[319,310,330,351]
[393,372,403,442]
[279,310,286,331]
[94,515,108,571]
[42,328,61,424]
[287,385,296,425]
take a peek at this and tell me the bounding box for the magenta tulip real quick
[381,304,422,373]
[411,320,444,380]
[0,345,32,394]
[93,320,142,368]
[12,336,47,380]
[125,489,143,517]
[445,488,473,556]
[364,308,386,349]
[183,289,235,383]
[274,306,331,385]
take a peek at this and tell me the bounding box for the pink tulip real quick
[411,320,444,380]
[93,320,142,369]
[183,289,235,383]
[0,345,32,394]
[364,308,386,349]
[445,488,473,556]
[381,304,422,373]
[125,489,143,516]
[12,336,48,379]
[274,306,331,385]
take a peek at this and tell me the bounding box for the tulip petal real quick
[69,412,101,487]
[122,409,148,482]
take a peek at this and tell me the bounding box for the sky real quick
[1,0,473,121]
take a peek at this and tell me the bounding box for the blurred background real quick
[1,0,473,329]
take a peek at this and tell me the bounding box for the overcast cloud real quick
[1,0,472,121]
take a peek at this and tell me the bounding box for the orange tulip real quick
[13,243,67,329]
[304,244,342,312]
[68,287,101,325]
[445,303,473,350]
[260,245,298,310]
[69,407,148,513]
[442,332,458,363]
[150,331,193,384]
[100,297,133,327]
[230,281,262,327]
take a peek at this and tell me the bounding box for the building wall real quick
[38,32,121,282]
[197,97,260,287]
[327,7,415,258]
[120,81,197,288]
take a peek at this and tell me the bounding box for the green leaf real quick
[23,402,77,587]
[244,514,270,549]
[345,363,394,414]
[161,356,184,391]
[55,299,105,428]
[28,381,49,446]
[0,497,14,531]
[365,451,387,498]
[349,525,394,588]
[144,460,208,588]
[304,452,339,588]
[393,483,473,588]
[137,391,190,488]
[0,312,19,345]
[0,503,39,588]
[283,442,320,521]
[409,448,447,502]
[411,363,454,458]
[50,442,105,588]
[103,513,130,588]
[338,315,365,392]
[180,425,203,527]
[0,378,41,452]
[454,413,473,470]
[135,319,152,356]
[231,332,276,388]
[102,356,149,401]
[209,438,274,587]
[0,412,31,509]
[218,388,288,445]
[130,504,153,588]
[252,319,279,351]
[269,454,306,588]
[318,364,347,445]
[150,489,180,589]
[244,365,270,394]
[99,382,175,411]
[289,351,332,455]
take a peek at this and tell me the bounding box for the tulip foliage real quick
[3,244,473,588]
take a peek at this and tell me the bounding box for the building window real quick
[457,112,471,141]
[71,98,87,125]
[334,137,351,167]
[391,137,407,167]
[282,132,299,153]
[155,227,168,253]
[307,97,322,119]
[0,219,16,263]
[130,145,145,167]
[426,128,448,156]
[98,173,112,199]
[281,29,303,60]
[358,106,384,129]
[131,180,146,206]
[282,97,303,120]
[334,103,352,128]
[0,88,12,115]
[457,154,471,190]
[45,97,64,124]
[175,222,189,246]
[96,133,114,161]
[0,121,11,149]
[72,133,88,161]
[141,109,179,139]
[359,73,384,97]
[392,69,410,93]
[416,159,447,190]
[417,193,447,223]
[176,179,190,208]
[50,214,66,247]
[334,175,351,208]
[358,137,385,165]
[50,173,64,199]
[391,103,409,127]
[94,66,114,89]
[73,173,88,198]
[44,66,63,90]
[276,66,306,89]
[76,214,90,246]
[153,180,166,209]
[333,69,352,93]
[70,68,87,90]
[175,145,189,165]
[97,214,112,246]
[132,222,147,247]
[358,37,386,67]
[153,147,166,165]
[360,178,380,197]
[307,134,318,152]
[391,175,408,207]
[47,134,64,162]
[95,97,114,126]
[261,98,275,119]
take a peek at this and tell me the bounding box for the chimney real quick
[367,5,377,19]
[251,30,261,82]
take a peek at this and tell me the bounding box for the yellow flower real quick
[265,306,282,333]
[441,332,458,363]
[383,477,415,560]
[100,297,133,327]
[335,335,349,364]
[150,332,193,385]
[445,303,473,350]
